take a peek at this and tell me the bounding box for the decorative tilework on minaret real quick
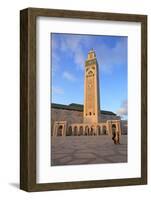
[84,49,100,123]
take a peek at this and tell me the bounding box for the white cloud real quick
[59,35,86,70]
[52,37,58,49]
[52,34,127,74]
[52,52,60,73]
[74,50,85,70]
[116,100,127,117]
[52,86,64,95]
[97,38,127,74]
[63,71,76,81]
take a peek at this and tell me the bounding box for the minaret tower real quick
[84,49,100,124]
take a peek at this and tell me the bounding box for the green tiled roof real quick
[51,103,116,116]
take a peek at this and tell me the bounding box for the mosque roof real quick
[51,103,116,116]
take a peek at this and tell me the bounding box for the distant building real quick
[52,49,123,137]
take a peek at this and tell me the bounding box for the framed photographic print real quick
[20,8,147,191]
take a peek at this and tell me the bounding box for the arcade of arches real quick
[53,120,121,137]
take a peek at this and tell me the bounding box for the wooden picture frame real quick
[20,7,147,192]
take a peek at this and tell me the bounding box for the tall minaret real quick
[84,49,100,124]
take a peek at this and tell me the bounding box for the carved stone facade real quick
[52,49,122,139]
[84,50,100,124]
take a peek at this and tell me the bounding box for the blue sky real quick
[51,33,127,119]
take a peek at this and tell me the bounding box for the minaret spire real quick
[83,49,100,124]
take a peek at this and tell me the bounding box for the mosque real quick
[51,49,122,138]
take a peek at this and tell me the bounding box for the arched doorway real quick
[90,126,95,135]
[57,125,63,136]
[85,126,89,136]
[102,126,107,135]
[79,126,83,136]
[112,124,116,135]
[67,126,72,136]
[97,126,101,135]
[74,126,78,136]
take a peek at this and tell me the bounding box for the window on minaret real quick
[88,53,93,59]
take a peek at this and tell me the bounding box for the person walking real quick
[112,130,116,144]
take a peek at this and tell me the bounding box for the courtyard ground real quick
[51,135,127,166]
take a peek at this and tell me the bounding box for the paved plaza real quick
[51,135,127,166]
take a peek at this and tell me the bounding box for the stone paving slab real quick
[51,135,127,166]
